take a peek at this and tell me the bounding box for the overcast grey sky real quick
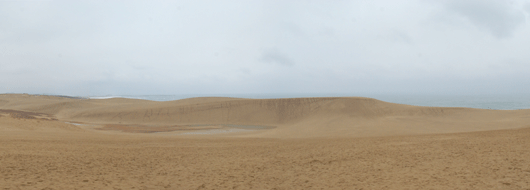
[1,0,530,96]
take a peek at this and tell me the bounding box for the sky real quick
[1,0,530,96]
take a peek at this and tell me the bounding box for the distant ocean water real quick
[86,94,530,110]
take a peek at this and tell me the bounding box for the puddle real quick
[180,128,253,135]
[186,124,274,130]
[178,124,274,135]
[223,124,275,130]
[65,122,85,126]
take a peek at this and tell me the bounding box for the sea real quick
[85,93,530,110]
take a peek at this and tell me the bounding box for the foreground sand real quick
[1,94,530,189]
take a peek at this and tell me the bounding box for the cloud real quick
[389,30,413,44]
[259,48,294,66]
[442,0,526,38]
[2,0,530,96]
[525,2,530,14]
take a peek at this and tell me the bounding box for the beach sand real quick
[1,94,529,189]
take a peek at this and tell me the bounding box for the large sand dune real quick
[1,94,529,138]
[1,94,530,189]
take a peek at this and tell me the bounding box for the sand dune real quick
[1,94,529,137]
[1,94,530,189]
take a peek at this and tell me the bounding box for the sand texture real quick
[1,94,530,189]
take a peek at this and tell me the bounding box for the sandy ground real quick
[1,94,530,189]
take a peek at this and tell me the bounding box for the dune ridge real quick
[1,94,529,137]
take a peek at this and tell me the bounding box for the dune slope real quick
[1,94,529,137]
